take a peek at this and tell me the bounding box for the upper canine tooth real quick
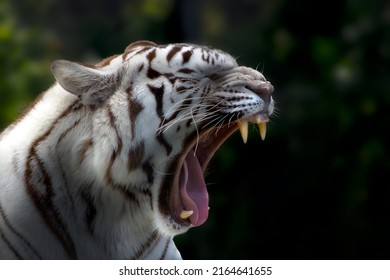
[180,210,193,219]
[258,122,267,140]
[238,120,249,144]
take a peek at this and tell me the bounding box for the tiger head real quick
[51,41,274,237]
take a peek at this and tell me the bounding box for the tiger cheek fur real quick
[0,40,274,259]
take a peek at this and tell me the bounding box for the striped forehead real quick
[122,43,236,72]
[123,44,194,63]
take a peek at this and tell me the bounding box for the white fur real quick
[0,41,273,259]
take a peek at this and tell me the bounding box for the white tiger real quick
[0,40,274,259]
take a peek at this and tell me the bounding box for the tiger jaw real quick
[159,73,274,232]
[182,120,268,221]
[162,115,272,231]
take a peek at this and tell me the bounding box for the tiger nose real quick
[247,81,274,104]
[258,81,274,96]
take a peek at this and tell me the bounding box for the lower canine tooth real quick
[258,122,267,140]
[238,120,249,144]
[180,210,193,219]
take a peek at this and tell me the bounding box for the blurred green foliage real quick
[0,0,389,259]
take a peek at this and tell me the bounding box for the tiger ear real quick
[51,60,120,105]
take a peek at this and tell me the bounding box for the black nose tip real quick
[247,81,274,97]
[261,82,274,95]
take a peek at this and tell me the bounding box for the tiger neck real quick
[53,99,156,214]
[35,88,166,256]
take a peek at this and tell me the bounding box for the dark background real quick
[1,0,389,259]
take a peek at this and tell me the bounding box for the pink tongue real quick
[179,151,209,226]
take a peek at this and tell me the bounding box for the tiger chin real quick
[0,40,274,260]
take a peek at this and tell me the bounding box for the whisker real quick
[157,100,224,135]
[190,105,200,155]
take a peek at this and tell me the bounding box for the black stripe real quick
[201,49,210,63]
[127,85,144,141]
[104,151,143,209]
[142,188,153,210]
[178,68,195,74]
[104,103,124,186]
[147,84,165,117]
[141,159,154,185]
[24,100,81,259]
[77,139,93,165]
[113,182,141,207]
[105,150,141,207]
[123,45,154,60]
[106,103,123,155]
[80,186,97,234]
[26,151,77,259]
[0,202,41,259]
[131,230,160,260]
[160,97,191,129]
[0,226,22,259]
[167,46,182,62]
[103,104,143,206]
[146,49,156,62]
[128,141,145,172]
[56,117,84,211]
[147,67,161,79]
[104,151,116,186]
[148,84,173,155]
[159,238,172,260]
[56,118,82,146]
[182,50,193,64]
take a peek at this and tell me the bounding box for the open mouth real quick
[158,114,269,229]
